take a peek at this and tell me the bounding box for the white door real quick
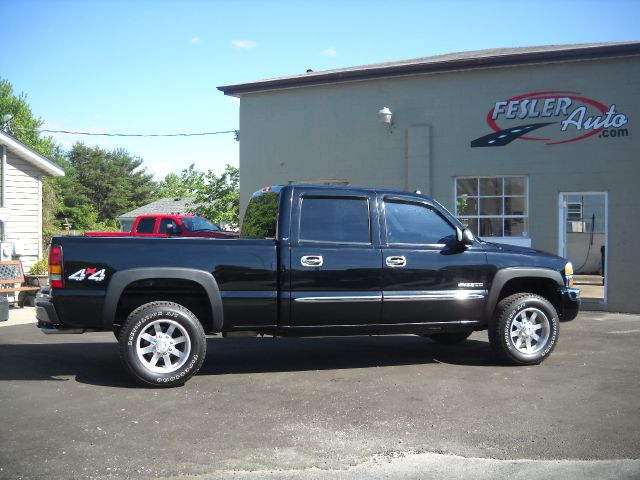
[559,192,607,302]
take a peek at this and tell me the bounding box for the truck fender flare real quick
[103,268,224,331]
[484,267,564,322]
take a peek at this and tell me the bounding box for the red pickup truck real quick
[85,214,238,239]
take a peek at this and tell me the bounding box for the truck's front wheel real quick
[118,301,206,387]
[489,293,559,365]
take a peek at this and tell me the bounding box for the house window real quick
[455,176,528,238]
[565,195,605,234]
[567,202,583,221]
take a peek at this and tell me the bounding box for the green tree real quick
[0,78,55,158]
[155,164,204,198]
[157,164,240,229]
[188,165,240,229]
[1,77,160,237]
[63,143,157,227]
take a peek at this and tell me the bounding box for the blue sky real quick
[3,0,639,179]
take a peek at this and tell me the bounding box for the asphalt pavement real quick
[1,307,639,479]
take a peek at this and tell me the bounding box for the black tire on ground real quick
[113,325,121,340]
[489,293,559,366]
[426,331,473,345]
[118,301,206,387]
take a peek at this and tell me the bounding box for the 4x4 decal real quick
[68,268,106,282]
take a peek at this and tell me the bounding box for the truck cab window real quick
[299,197,370,244]
[136,218,156,234]
[384,200,456,245]
[160,218,181,235]
[242,190,280,238]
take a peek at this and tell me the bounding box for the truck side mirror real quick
[456,227,474,246]
[461,228,475,246]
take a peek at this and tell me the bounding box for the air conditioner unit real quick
[569,221,585,233]
[0,242,13,261]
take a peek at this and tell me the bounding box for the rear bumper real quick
[35,290,85,334]
[559,287,581,322]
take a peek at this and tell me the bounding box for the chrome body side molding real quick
[384,290,488,301]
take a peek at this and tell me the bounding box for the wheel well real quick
[497,277,560,311]
[114,278,214,333]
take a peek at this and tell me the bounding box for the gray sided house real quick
[219,42,640,313]
[0,131,64,270]
[117,197,194,231]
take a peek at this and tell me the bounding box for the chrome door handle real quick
[386,256,406,267]
[301,255,324,267]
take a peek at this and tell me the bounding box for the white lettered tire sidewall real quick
[119,302,206,387]
[491,294,559,365]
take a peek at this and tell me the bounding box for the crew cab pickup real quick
[37,185,580,387]
[85,214,238,239]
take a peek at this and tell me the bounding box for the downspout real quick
[1,144,6,242]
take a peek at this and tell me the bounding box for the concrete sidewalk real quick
[0,306,37,327]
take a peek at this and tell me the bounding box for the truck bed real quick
[50,235,278,331]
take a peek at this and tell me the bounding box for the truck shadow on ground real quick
[0,334,504,387]
[199,335,503,376]
[0,340,131,387]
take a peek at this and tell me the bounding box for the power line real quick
[11,125,239,139]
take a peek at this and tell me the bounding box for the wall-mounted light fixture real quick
[377,107,393,124]
[377,107,393,126]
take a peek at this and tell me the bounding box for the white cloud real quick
[322,47,337,57]
[226,97,240,105]
[232,40,257,50]
[191,36,202,44]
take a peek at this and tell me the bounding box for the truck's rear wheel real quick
[489,293,559,365]
[118,301,206,387]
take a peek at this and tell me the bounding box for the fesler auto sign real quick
[471,90,629,147]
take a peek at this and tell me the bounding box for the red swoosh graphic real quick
[486,91,608,145]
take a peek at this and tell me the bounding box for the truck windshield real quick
[241,187,281,238]
[181,217,220,232]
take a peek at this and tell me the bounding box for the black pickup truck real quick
[37,184,580,387]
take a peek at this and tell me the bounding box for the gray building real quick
[219,42,640,313]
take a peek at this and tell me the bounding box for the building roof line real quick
[0,131,65,177]
[218,42,640,96]
[117,197,196,220]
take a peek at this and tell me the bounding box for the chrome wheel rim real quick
[136,320,191,374]
[509,307,550,355]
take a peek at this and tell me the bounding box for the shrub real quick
[29,258,48,275]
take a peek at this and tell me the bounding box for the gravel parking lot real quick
[1,308,639,479]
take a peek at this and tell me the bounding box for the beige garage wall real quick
[238,56,639,312]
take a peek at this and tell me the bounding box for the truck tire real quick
[489,293,559,366]
[427,331,473,345]
[118,301,206,387]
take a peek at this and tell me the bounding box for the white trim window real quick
[455,176,529,240]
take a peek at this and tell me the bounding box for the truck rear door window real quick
[136,218,156,234]
[299,196,370,244]
[384,200,456,245]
